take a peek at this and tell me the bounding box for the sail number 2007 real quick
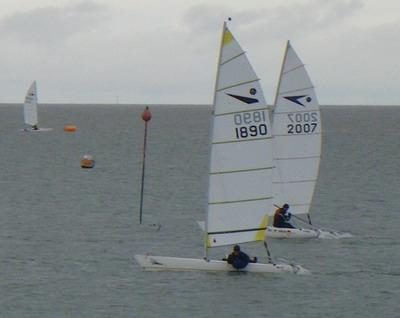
[233,110,268,139]
[287,112,318,134]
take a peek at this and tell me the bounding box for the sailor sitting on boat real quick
[273,203,295,228]
[224,245,257,269]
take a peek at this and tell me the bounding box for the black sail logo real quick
[226,93,259,104]
[284,95,312,107]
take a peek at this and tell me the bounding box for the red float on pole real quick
[139,106,152,224]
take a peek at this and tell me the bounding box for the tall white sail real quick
[134,25,311,273]
[205,23,273,247]
[272,41,321,217]
[24,81,38,127]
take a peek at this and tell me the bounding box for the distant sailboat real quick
[266,41,348,239]
[134,23,309,274]
[22,81,52,132]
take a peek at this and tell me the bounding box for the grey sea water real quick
[0,104,399,317]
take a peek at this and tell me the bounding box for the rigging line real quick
[220,51,246,66]
[217,78,259,92]
[307,214,313,225]
[209,196,273,205]
[291,214,316,227]
[263,240,274,264]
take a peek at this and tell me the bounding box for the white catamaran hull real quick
[265,226,351,239]
[21,128,53,132]
[266,226,319,239]
[134,254,310,275]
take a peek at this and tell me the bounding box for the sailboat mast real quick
[272,40,290,112]
[204,21,227,259]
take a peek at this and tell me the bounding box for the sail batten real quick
[209,196,273,205]
[220,51,246,66]
[282,64,305,74]
[274,155,320,160]
[215,107,268,117]
[208,227,267,235]
[278,86,315,95]
[216,78,260,92]
[206,23,273,248]
[273,179,318,184]
[274,132,321,137]
[210,166,273,175]
[212,136,272,145]
[274,109,318,115]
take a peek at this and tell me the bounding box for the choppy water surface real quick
[0,104,398,317]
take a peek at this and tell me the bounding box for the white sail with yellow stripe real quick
[205,23,273,247]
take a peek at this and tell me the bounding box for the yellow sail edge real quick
[253,215,268,241]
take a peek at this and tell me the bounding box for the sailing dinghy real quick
[134,24,309,274]
[22,81,52,132]
[267,41,347,239]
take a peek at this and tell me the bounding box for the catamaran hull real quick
[265,226,352,239]
[21,128,53,132]
[134,254,310,275]
[266,226,319,239]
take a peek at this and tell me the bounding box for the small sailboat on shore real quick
[22,81,52,132]
[134,23,309,274]
[266,41,349,239]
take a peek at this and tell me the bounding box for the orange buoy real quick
[141,106,152,122]
[64,125,77,132]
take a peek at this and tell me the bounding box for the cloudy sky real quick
[0,0,399,105]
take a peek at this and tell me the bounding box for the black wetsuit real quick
[227,251,251,269]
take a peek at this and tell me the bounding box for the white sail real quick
[134,24,311,273]
[205,24,273,247]
[272,41,321,216]
[24,81,38,127]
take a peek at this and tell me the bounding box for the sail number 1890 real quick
[233,110,268,139]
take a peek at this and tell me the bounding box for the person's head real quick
[233,245,240,253]
[282,203,289,211]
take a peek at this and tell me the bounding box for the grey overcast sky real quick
[0,0,399,105]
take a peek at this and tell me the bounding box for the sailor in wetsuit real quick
[226,245,257,269]
[273,203,295,228]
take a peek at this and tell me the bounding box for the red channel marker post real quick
[139,106,152,224]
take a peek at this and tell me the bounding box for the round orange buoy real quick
[64,125,77,132]
[141,106,152,122]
